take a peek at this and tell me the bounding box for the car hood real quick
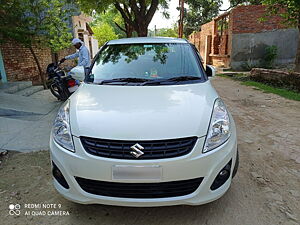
[70,82,218,140]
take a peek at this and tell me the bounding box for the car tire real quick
[232,149,239,178]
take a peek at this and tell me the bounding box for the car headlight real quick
[52,101,74,152]
[203,98,230,153]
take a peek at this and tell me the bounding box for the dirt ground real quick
[0,77,299,225]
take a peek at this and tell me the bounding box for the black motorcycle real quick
[46,63,79,101]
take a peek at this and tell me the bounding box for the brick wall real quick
[199,21,214,58]
[231,5,288,34]
[219,35,229,55]
[189,21,215,60]
[1,41,51,83]
[189,32,201,52]
[189,5,294,68]
[56,47,77,69]
[230,5,297,70]
[0,40,76,83]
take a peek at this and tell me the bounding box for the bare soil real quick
[0,77,299,225]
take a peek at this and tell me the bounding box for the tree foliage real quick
[92,8,130,38]
[184,0,222,36]
[78,0,170,37]
[229,0,262,8]
[0,0,75,86]
[92,23,118,46]
[156,27,178,37]
[0,0,74,52]
[262,0,300,26]
[218,0,262,11]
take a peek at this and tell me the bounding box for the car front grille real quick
[80,136,198,160]
[75,177,203,198]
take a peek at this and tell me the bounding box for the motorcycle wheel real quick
[50,83,69,101]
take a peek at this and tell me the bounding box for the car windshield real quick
[86,43,204,85]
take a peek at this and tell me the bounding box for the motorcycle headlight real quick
[52,101,74,152]
[203,98,230,153]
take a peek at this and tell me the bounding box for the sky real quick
[149,0,231,30]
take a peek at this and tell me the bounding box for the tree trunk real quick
[295,24,300,72]
[178,0,184,38]
[126,30,133,37]
[115,22,134,38]
[125,23,134,38]
[29,46,47,89]
[137,25,148,37]
[115,0,159,38]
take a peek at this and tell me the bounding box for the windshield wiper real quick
[166,76,201,81]
[98,78,150,85]
[140,76,201,86]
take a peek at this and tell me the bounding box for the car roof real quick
[107,37,189,45]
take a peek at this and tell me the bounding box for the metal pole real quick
[178,0,184,38]
[178,0,181,37]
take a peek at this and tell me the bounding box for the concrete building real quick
[189,5,299,70]
[72,14,99,58]
[0,13,98,83]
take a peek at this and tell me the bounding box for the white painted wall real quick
[92,38,99,57]
[72,13,98,58]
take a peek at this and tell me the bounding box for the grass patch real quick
[216,73,249,81]
[241,81,300,101]
[216,74,229,78]
[217,74,300,101]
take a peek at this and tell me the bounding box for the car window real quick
[87,43,204,85]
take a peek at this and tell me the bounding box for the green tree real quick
[93,23,118,46]
[262,0,300,71]
[78,0,170,37]
[184,0,222,36]
[92,7,136,38]
[156,26,178,37]
[0,0,74,87]
[228,0,261,8]
[219,0,261,11]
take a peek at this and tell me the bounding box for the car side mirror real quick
[206,65,216,77]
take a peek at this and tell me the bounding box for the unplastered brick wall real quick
[56,47,77,70]
[231,5,288,34]
[199,21,214,57]
[189,32,200,48]
[1,40,76,83]
[200,20,214,37]
[1,41,52,83]
[189,21,215,56]
[189,5,293,69]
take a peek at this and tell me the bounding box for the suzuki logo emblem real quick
[130,143,144,158]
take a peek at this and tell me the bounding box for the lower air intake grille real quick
[75,177,203,198]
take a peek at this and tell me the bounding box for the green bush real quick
[262,45,278,69]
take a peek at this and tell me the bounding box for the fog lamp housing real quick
[52,162,69,189]
[210,160,232,191]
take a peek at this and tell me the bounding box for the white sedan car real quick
[50,37,238,207]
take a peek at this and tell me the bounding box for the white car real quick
[50,37,238,207]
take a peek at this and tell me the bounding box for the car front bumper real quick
[50,129,237,207]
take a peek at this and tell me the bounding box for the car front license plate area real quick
[112,165,162,181]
